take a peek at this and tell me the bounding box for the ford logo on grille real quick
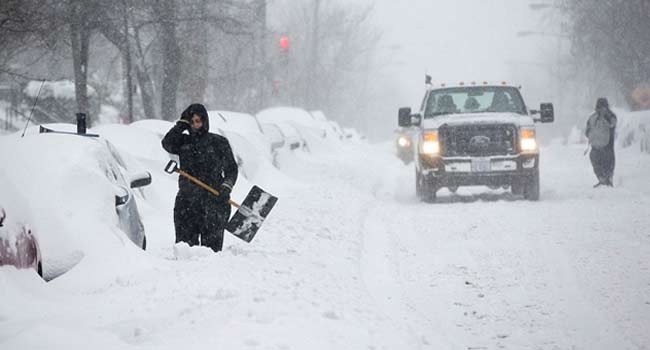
[469,135,491,148]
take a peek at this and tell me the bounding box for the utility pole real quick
[308,0,322,109]
[122,0,133,123]
[254,0,268,112]
[69,0,91,121]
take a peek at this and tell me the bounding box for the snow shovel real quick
[164,160,278,243]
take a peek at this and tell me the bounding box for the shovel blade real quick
[226,185,278,242]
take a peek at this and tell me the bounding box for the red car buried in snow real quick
[0,207,43,277]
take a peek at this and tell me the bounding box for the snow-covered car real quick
[209,110,275,160]
[309,110,344,141]
[398,82,554,202]
[256,120,305,152]
[257,107,322,150]
[131,119,176,138]
[328,120,345,140]
[0,125,151,279]
[258,122,285,151]
[343,127,365,142]
[269,122,305,151]
[258,107,327,138]
[0,207,42,277]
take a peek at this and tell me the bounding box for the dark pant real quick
[589,146,615,182]
[174,192,231,252]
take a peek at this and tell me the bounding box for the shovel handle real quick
[178,170,242,209]
[164,160,241,209]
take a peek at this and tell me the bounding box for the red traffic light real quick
[279,36,290,50]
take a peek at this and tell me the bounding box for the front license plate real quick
[471,157,491,172]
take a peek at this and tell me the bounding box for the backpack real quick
[587,113,611,149]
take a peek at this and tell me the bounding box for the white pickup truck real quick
[398,83,554,202]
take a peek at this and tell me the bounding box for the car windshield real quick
[423,86,526,118]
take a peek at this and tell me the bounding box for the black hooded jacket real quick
[162,104,238,198]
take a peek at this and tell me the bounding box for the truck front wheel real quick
[416,171,438,203]
[522,171,540,201]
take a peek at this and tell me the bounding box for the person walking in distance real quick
[585,97,617,187]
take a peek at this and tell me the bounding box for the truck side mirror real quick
[539,103,554,123]
[398,107,412,127]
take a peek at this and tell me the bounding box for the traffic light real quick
[279,36,290,52]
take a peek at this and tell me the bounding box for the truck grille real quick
[440,124,517,157]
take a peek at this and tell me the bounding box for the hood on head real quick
[184,103,210,133]
[595,97,609,110]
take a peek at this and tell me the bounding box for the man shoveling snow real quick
[162,103,238,253]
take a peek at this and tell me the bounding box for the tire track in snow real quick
[357,169,455,349]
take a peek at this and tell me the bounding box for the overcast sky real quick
[372,0,560,104]
[347,0,569,139]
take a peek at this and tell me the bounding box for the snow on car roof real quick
[210,110,264,134]
[309,110,327,122]
[256,107,319,128]
[131,119,175,137]
[93,124,170,163]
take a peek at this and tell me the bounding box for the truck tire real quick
[511,180,523,196]
[523,171,540,201]
[422,181,437,203]
[421,177,438,203]
[415,169,422,199]
[416,170,437,202]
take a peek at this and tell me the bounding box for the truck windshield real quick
[423,86,526,118]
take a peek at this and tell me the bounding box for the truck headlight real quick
[421,131,440,155]
[397,135,410,148]
[520,128,537,152]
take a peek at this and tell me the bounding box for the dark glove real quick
[176,119,191,131]
[218,184,232,202]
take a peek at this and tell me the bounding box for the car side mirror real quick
[130,171,152,189]
[398,107,412,127]
[0,208,5,227]
[539,103,554,123]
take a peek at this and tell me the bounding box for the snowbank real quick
[617,109,650,154]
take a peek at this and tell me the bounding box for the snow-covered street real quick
[4,0,650,348]
[2,137,649,349]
